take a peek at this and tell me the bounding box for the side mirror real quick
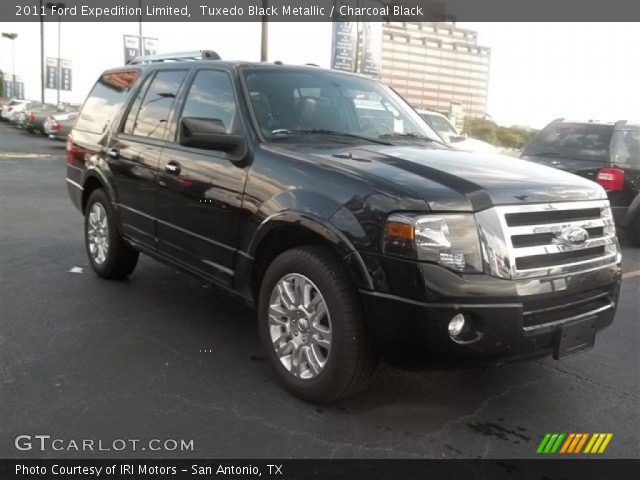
[178,117,242,152]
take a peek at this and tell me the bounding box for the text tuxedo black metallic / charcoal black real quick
[66,52,621,402]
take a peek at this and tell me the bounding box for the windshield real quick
[421,113,458,136]
[242,68,439,143]
[523,122,614,162]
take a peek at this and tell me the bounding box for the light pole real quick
[40,0,45,102]
[260,0,268,61]
[1,32,17,97]
[46,2,65,105]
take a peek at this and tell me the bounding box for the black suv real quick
[67,52,622,403]
[521,119,640,246]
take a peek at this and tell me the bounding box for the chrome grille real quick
[476,200,620,280]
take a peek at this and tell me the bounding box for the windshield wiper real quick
[379,132,449,148]
[272,128,391,145]
[529,151,563,157]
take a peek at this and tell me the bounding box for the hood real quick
[292,144,607,212]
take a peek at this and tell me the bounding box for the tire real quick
[625,217,640,248]
[84,189,139,279]
[258,245,379,403]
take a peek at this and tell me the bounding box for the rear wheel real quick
[258,245,378,403]
[84,189,138,279]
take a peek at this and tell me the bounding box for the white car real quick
[416,109,497,154]
[1,100,32,123]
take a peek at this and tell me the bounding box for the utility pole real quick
[40,0,45,102]
[1,33,18,97]
[46,2,65,105]
[260,0,268,61]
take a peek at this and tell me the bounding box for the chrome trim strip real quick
[523,302,614,333]
[66,178,83,190]
[118,203,154,220]
[507,218,610,236]
[201,259,235,276]
[512,236,616,258]
[66,163,84,173]
[496,199,610,214]
[359,290,522,309]
[523,291,611,316]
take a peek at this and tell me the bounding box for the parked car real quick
[25,103,78,134]
[44,111,78,140]
[416,108,497,153]
[67,53,622,403]
[14,110,28,129]
[521,119,639,246]
[1,99,32,122]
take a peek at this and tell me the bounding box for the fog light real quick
[448,314,466,338]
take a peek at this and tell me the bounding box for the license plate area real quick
[553,317,597,360]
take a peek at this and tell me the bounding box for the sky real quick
[0,21,638,129]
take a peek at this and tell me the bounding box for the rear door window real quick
[75,70,140,134]
[131,70,187,140]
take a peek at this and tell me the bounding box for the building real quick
[381,22,491,127]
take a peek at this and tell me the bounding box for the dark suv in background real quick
[66,52,621,403]
[521,119,640,246]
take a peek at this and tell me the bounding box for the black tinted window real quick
[132,70,187,140]
[75,71,140,134]
[524,123,614,162]
[181,71,237,133]
[611,129,640,165]
[123,74,153,135]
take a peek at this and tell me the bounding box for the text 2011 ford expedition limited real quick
[66,52,622,403]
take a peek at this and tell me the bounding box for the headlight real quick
[383,213,483,273]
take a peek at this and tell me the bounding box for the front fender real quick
[238,209,375,300]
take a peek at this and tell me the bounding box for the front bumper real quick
[358,254,621,363]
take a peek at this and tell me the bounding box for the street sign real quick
[61,59,72,91]
[124,35,158,63]
[46,57,58,89]
[123,35,141,63]
[14,77,24,99]
[359,22,382,79]
[331,22,357,73]
[143,37,158,56]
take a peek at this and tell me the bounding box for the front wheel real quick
[84,189,139,279]
[258,245,379,403]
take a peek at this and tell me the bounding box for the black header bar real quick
[5,0,640,22]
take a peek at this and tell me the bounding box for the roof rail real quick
[127,50,220,65]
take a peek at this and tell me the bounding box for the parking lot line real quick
[622,269,640,280]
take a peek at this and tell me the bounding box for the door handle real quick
[106,148,119,159]
[165,161,181,175]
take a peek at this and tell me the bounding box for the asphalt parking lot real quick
[1,124,638,459]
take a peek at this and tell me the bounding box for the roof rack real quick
[127,50,220,65]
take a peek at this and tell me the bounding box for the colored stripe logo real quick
[537,433,612,454]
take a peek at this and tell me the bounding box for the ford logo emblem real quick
[556,226,589,246]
